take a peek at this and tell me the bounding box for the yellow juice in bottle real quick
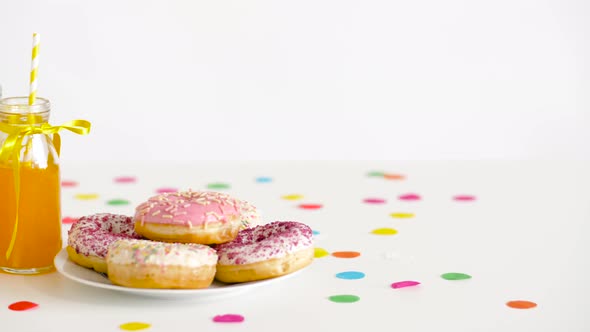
[0,163,62,272]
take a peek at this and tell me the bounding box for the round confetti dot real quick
[282,194,304,200]
[314,248,329,258]
[62,217,78,224]
[119,322,151,331]
[255,177,273,183]
[74,193,99,200]
[391,280,420,289]
[441,272,472,280]
[61,180,78,187]
[367,171,385,177]
[371,228,398,235]
[383,173,405,180]
[312,230,320,236]
[213,314,245,323]
[332,251,361,258]
[390,212,415,219]
[298,203,323,210]
[363,198,386,204]
[335,271,365,280]
[114,176,137,184]
[8,301,38,311]
[399,193,421,201]
[155,187,177,194]
[453,195,476,201]
[207,182,230,190]
[107,199,131,206]
[329,295,360,303]
[506,300,537,309]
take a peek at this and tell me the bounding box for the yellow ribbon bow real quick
[0,119,91,259]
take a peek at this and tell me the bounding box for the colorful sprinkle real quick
[255,177,273,183]
[155,187,177,194]
[312,230,320,236]
[61,180,78,187]
[107,199,130,206]
[399,193,421,201]
[329,295,360,303]
[384,173,405,180]
[114,176,137,184]
[298,203,323,210]
[441,272,472,280]
[390,212,415,219]
[371,228,398,235]
[332,251,361,258]
[506,300,537,309]
[282,194,304,200]
[391,280,420,289]
[62,217,78,224]
[74,193,99,200]
[213,314,245,323]
[335,271,365,280]
[454,195,476,201]
[314,248,330,258]
[367,171,385,177]
[207,182,230,190]
[363,198,386,204]
[8,301,38,311]
[119,322,151,331]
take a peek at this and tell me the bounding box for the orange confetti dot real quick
[384,173,405,180]
[506,300,537,309]
[332,251,361,258]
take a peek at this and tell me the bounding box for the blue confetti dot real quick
[335,271,365,280]
[256,177,273,183]
[312,230,320,236]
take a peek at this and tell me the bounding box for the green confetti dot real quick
[207,183,231,190]
[107,199,130,206]
[441,272,472,280]
[367,171,384,177]
[329,295,360,303]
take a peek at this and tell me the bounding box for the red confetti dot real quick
[453,195,476,201]
[213,314,244,323]
[61,180,78,188]
[399,193,421,201]
[298,204,323,210]
[62,217,78,224]
[8,301,38,311]
[155,187,178,194]
[332,251,361,258]
[363,198,386,204]
[114,176,137,184]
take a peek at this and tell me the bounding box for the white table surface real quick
[1,161,588,332]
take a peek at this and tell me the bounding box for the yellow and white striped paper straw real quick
[28,33,40,105]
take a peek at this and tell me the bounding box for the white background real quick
[1,0,588,161]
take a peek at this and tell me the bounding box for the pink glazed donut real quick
[134,190,259,245]
[66,213,142,273]
[214,221,314,283]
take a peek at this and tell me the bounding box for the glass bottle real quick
[0,97,62,274]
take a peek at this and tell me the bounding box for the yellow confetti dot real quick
[314,247,329,258]
[119,322,151,331]
[371,228,398,235]
[282,194,304,200]
[390,212,414,218]
[75,193,99,200]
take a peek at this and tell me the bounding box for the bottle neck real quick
[0,97,50,125]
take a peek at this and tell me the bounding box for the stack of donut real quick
[66,190,314,289]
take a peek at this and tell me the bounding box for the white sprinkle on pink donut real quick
[216,221,313,265]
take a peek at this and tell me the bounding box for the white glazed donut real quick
[106,239,218,289]
[214,221,314,283]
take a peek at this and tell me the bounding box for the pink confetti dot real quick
[62,217,78,224]
[8,301,38,311]
[114,176,137,184]
[155,187,178,194]
[391,280,421,289]
[61,180,78,188]
[453,195,476,201]
[298,203,323,210]
[399,193,421,201]
[363,198,386,204]
[213,314,244,323]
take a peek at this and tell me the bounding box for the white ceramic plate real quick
[54,248,305,300]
